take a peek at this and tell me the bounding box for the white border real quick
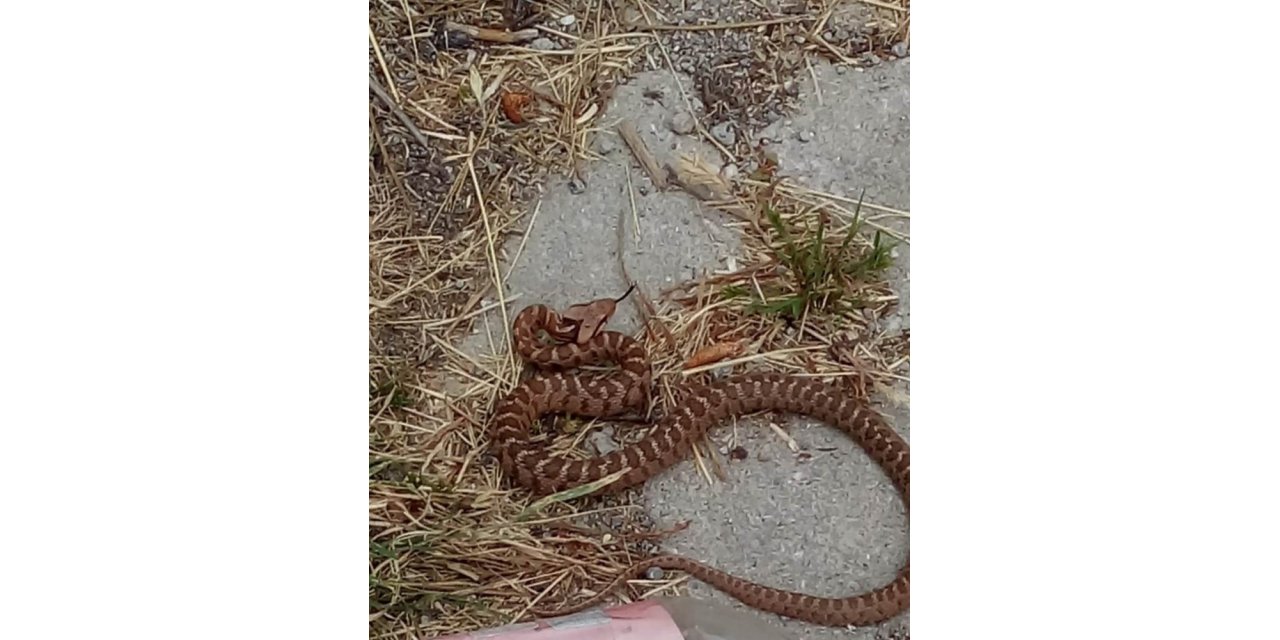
[1,2,368,638]
[1,2,1279,639]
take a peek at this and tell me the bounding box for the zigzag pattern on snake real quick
[488,303,909,627]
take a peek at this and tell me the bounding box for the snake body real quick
[489,304,909,627]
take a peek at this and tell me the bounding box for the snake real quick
[488,303,909,627]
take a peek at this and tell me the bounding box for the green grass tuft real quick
[743,191,895,320]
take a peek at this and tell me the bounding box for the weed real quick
[742,190,895,319]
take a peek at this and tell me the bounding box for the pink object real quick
[434,601,684,640]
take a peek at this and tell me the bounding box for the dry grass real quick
[369,1,909,638]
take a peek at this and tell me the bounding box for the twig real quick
[445,21,540,44]
[617,119,668,189]
[368,25,398,102]
[619,170,678,352]
[467,149,515,375]
[369,76,433,153]
[855,0,909,13]
[632,15,814,32]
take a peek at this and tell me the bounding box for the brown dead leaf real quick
[682,341,744,369]
[500,91,532,123]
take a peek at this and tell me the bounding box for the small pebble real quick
[892,41,909,58]
[558,14,577,27]
[710,122,736,146]
[595,133,619,154]
[669,111,696,135]
[719,163,739,182]
[645,567,665,580]
[529,37,559,51]
[797,130,814,143]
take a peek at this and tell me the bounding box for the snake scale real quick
[488,303,909,627]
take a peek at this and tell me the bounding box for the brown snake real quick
[489,303,909,627]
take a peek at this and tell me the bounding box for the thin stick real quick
[856,0,909,13]
[504,199,542,281]
[617,119,667,188]
[445,21,540,43]
[633,15,814,31]
[368,25,398,102]
[619,171,678,352]
[370,76,433,153]
[468,150,515,375]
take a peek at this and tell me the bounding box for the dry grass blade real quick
[519,467,633,520]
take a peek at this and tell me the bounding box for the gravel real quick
[529,37,559,51]
[710,121,736,146]
[670,111,697,135]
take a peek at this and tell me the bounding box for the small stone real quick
[595,133,619,154]
[719,163,739,182]
[669,111,696,135]
[797,130,814,143]
[558,14,577,27]
[710,122,736,146]
[835,64,848,75]
[645,567,665,580]
[588,429,618,454]
[529,38,559,51]
[892,41,909,58]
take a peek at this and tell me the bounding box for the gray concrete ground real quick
[465,58,910,639]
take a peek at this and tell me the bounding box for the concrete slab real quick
[467,58,910,639]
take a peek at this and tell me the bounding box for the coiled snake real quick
[489,303,909,627]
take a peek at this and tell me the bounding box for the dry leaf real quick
[682,341,744,369]
[500,91,532,123]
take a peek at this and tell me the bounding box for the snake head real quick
[558,299,612,343]
[556,284,636,344]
